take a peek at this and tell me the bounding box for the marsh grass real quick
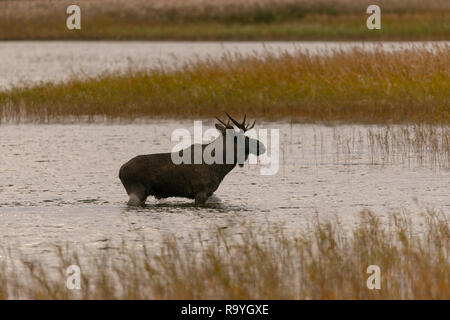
[364,125,450,169]
[0,209,448,299]
[282,124,450,170]
[1,0,449,40]
[316,125,450,169]
[1,47,448,124]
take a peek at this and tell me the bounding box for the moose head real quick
[214,113,266,167]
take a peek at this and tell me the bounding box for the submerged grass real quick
[0,210,448,299]
[307,125,450,169]
[1,0,449,40]
[1,47,448,124]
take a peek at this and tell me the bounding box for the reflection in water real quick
[123,197,249,214]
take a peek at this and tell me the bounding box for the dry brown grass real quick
[0,209,448,299]
[1,46,448,124]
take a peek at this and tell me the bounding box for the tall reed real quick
[1,47,448,124]
[323,125,450,169]
[0,210,448,299]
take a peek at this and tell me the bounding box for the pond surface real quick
[0,40,448,263]
[0,122,448,262]
[0,41,448,89]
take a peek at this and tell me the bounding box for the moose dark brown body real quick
[119,114,265,205]
[119,145,236,205]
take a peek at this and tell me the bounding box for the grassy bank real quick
[1,210,448,299]
[0,0,449,40]
[1,47,448,124]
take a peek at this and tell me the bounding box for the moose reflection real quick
[119,113,266,205]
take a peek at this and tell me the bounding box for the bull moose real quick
[119,113,266,205]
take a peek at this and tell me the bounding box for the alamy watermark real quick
[66,265,81,290]
[366,265,381,290]
[66,4,381,32]
[66,5,81,30]
[170,121,279,176]
[366,5,381,30]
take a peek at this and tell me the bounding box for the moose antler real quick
[225,112,256,132]
[215,116,233,129]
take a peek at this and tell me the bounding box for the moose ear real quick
[215,123,226,134]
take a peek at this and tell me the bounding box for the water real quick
[0,41,448,263]
[0,122,448,262]
[0,41,448,90]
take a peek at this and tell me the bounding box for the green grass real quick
[1,210,448,299]
[1,47,448,124]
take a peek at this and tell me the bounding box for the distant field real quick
[1,46,448,124]
[0,0,449,40]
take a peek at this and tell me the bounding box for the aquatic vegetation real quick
[0,46,448,124]
[0,209,448,299]
[304,125,450,170]
[0,0,449,40]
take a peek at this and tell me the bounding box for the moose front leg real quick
[195,192,208,205]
